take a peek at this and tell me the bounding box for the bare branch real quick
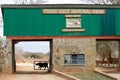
[103,0,106,4]
[89,0,99,4]
[98,0,100,4]
[89,0,114,4]
[15,0,48,4]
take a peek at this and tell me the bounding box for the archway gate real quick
[13,39,53,73]
[1,4,120,74]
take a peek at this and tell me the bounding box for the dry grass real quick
[15,53,49,63]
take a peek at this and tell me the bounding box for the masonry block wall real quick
[3,39,13,74]
[3,38,96,73]
[0,48,4,73]
[53,38,96,72]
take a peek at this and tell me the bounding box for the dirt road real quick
[0,63,67,80]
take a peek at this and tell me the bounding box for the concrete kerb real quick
[53,70,81,80]
[94,69,117,80]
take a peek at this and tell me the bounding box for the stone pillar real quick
[0,48,4,72]
[4,39,13,74]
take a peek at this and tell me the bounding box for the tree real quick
[96,41,108,61]
[0,17,2,24]
[0,37,6,48]
[15,45,24,54]
[88,0,119,4]
[0,17,3,37]
[96,40,118,65]
[0,17,3,28]
[15,0,48,4]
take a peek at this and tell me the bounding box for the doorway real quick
[12,39,53,73]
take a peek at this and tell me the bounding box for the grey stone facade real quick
[3,39,13,74]
[0,48,4,72]
[53,38,96,72]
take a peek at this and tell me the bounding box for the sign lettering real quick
[42,9,105,14]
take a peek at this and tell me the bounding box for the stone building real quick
[1,4,120,74]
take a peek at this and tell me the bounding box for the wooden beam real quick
[6,36,120,40]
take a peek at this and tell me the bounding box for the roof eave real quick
[1,4,120,9]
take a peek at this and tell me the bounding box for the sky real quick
[0,0,90,4]
[47,0,89,4]
[0,0,14,4]
[15,41,50,53]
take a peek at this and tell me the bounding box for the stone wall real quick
[0,48,4,73]
[2,38,96,74]
[3,39,13,74]
[53,38,96,72]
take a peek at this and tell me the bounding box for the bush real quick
[0,65,2,73]
[30,54,40,59]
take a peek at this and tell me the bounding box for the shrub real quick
[0,65,2,73]
[30,54,40,59]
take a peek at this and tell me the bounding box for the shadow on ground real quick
[15,71,51,74]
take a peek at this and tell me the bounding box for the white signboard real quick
[66,18,81,28]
